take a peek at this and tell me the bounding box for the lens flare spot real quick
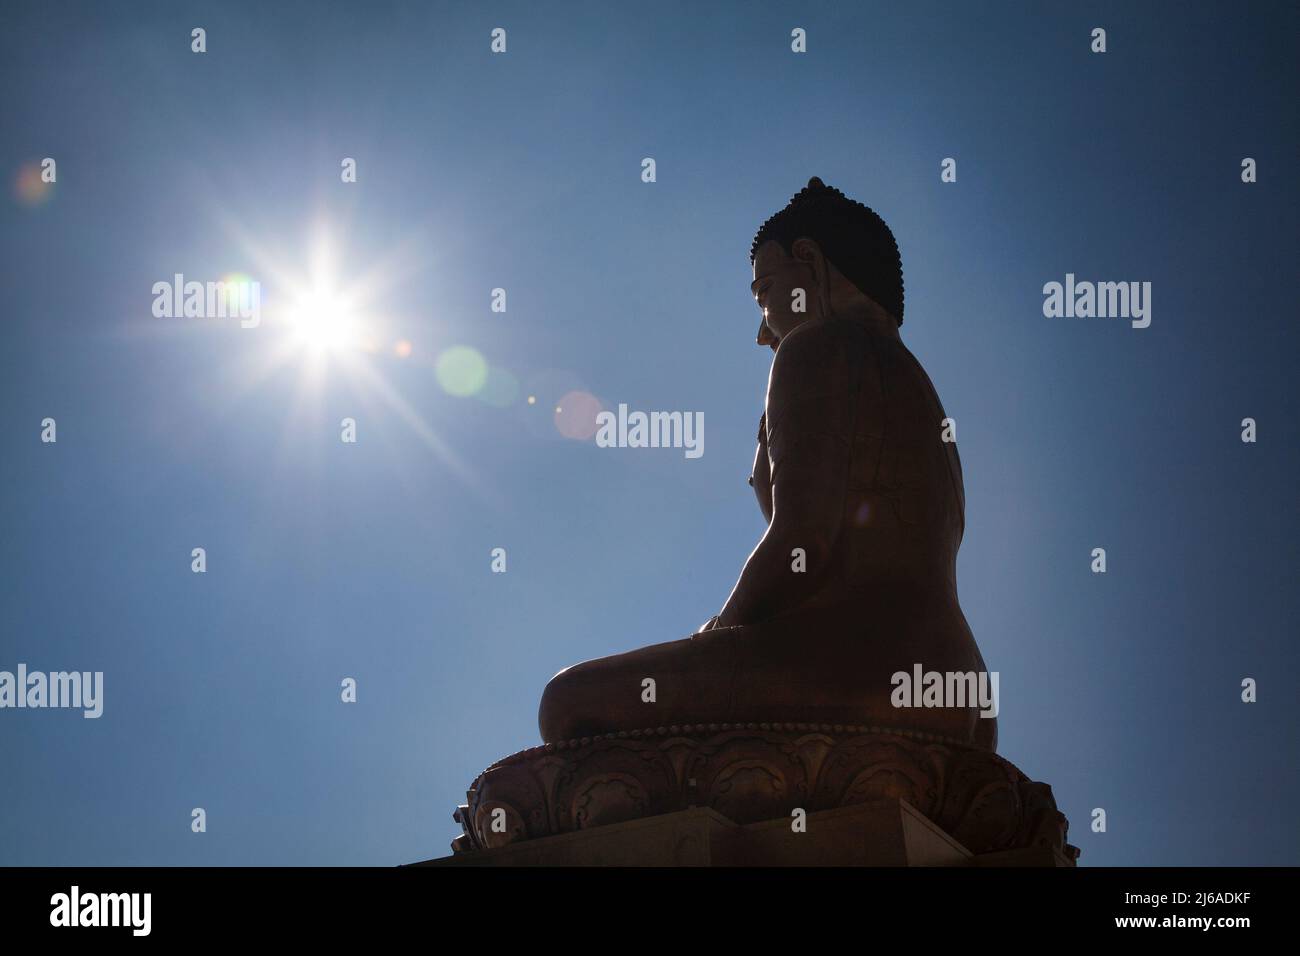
[436,346,488,397]
[14,163,53,206]
[554,390,604,440]
[394,339,413,359]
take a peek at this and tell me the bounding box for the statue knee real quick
[537,649,671,743]
[537,637,731,743]
[538,664,583,743]
[538,657,626,742]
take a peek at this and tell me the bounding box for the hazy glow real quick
[476,366,519,407]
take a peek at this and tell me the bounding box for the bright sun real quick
[212,219,488,496]
[286,287,358,353]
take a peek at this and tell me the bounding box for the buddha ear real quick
[790,236,822,264]
[791,238,832,316]
[791,237,829,285]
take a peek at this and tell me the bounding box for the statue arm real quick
[750,413,773,524]
[714,322,861,627]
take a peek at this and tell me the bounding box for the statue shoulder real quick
[769,318,869,394]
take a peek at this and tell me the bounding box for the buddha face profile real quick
[752,237,824,349]
[750,221,902,352]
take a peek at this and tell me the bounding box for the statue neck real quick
[827,299,900,341]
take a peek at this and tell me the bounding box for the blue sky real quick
[1,0,1296,865]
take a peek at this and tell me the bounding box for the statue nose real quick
[757,318,777,347]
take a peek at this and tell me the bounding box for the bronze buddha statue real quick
[538,177,996,753]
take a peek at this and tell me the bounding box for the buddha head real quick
[749,177,904,349]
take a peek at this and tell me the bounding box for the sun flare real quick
[286,287,359,353]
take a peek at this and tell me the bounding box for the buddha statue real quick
[538,177,996,753]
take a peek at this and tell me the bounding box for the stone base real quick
[439,723,1079,865]
[414,799,1075,867]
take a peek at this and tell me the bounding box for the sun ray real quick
[175,213,498,503]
